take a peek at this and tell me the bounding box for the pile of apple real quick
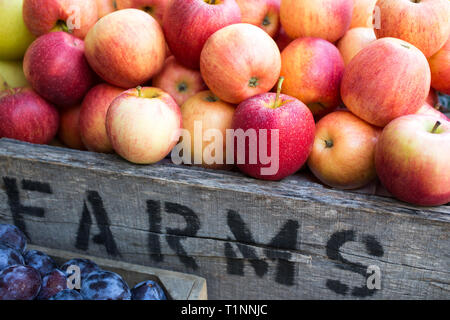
[0,0,449,207]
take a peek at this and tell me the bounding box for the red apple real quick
[58,105,86,150]
[374,0,450,58]
[341,38,431,127]
[79,84,124,153]
[280,37,345,120]
[23,0,98,39]
[177,90,236,170]
[236,0,281,38]
[0,87,59,144]
[231,78,315,181]
[337,27,376,66]
[96,0,116,18]
[153,56,207,106]
[428,38,450,95]
[280,0,353,43]
[375,114,450,206]
[23,32,97,108]
[116,0,169,24]
[307,111,381,190]
[85,9,166,88]
[163,0,241,70]
[275,27,293,52]
[350,0,377,28]
[106,87,182,164]
[200,23,281,104]
[416,104,449,122]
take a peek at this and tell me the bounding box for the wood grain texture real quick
[0,139,448,300]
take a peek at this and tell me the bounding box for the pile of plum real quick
[0,224,167,300]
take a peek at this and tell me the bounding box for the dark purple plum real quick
[0,243,24,271]
[81,270,131,300]
[37,269,68,300]
[0,224,27,253]
[24,250,57,277]
[0,265,41,300]
[60,258,100,280]
[49,289,84,300]
[131,280,167,300]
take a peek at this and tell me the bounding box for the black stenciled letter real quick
[165,202,200,270]
[147,200,163,262]
[225,210,299,286]
[326,230,384,297]
[2,177,52,239]
[75,191,120,257]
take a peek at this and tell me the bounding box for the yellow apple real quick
[0,0,35,60]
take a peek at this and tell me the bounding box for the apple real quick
[231,78,315,181]
[178,90,236,170]
[96,0,116,19]
[153,56,207,106]
[236,0,281,38]
[79,84,124,153]
[200,23,281,104]
[0,60,29,88]
[350,0,377,28]
[58,105,86,150]
[374,0,450,58]
[341,38,431,127]
[416,104,449,122]
[163,0,241,70]
[0,0,35,60]
[0,75,6,92]
[106,87,182,164]
[280,0,353,43]
[280,37,345,120]
[0,88,59,144]
[85,9,166,88]
[428,38,450,95]
[23,0,98,39]
[337,27,376,66]
[116,0,169,24]
[307,111,381,190]
[24,32,97,108]
[375,114,450,206]
[275,27,293,52]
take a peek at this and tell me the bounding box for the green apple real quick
[0,74,6,91]
[0,60,29,88]
[0,0,35,60]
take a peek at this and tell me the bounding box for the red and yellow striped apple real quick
[341,38,431,127]
[23,0,98,39]
[428,38,450,95]
[236,0,280,38]
[106,87,182,164]
[200,23,281,104]
[58,105,86,150]
[79,84,124,153]
[375,114,450,206]
[85,9,166,88]
[374,0,450,58]
[153,56,207,106]
[280,0,353,43]
[307,111,381,190]
[116,0,169,24]
[337,27,376,66]
[280,37,345,120]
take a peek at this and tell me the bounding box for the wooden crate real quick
[27,244,207,300]
[0,138,448,300]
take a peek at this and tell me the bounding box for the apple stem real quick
[273,77,284,108]
[136,86,143,98]
[431,121,441,134]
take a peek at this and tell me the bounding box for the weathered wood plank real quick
[0,138,448,299]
